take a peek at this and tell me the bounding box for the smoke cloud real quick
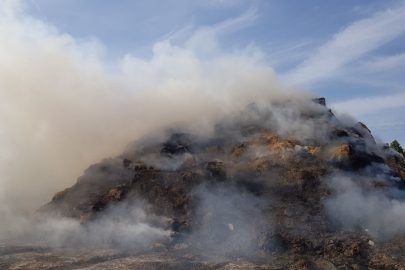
[190,185,268,257]
[0,1,311,212]
[5,1,404,260]
[325,163,405,239]
[0,200,171,248]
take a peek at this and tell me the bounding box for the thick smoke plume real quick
[3,2,405,264]
[0,1,310,212]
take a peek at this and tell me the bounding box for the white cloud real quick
[324,52,405,92]
[159,23,194,42]
[157,8,258,56]
[31,0,40,11]
[359,53,405,73]
[200,0,248,9]
[266,40,313,68]
[331,93,405,117]
[280,3,405,86]
[186,7,258,54]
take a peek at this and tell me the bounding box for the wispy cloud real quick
[268,40,313,58]
[328,52,405,91]
[207,6,258,34]
[280,3,405,86]
[266,40,313,68]
[159,24,194,42]
[331,93,405,117]
[31,0,40,11]
[156,8,258,55]
[358,53,405,73]
[186,7,258,53]
[200,0,248,9]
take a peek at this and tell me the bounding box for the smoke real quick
[0,152,171,248]
[0,1,309,212]
[0,200,171,248]
[4,1,404,260]
[325,163,405,239]
[189,185,268,257]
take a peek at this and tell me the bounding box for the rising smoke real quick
[0,1,309,213]
[325,163,405,240]
[0,199,171,248]
[189,185,268,257]
[1,0,405,255]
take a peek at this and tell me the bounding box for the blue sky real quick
[24,0,405,144]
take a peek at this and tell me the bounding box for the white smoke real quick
[190,185,268,257]
[0,1,308,212]
[325,163,405,239]
[0,200,171,248]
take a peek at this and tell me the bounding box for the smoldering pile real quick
[5,97,405,269]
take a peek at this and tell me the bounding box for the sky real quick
[14,0,405,144]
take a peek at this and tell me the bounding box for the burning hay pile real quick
[13,97,400,269]
[0,97,403,269]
